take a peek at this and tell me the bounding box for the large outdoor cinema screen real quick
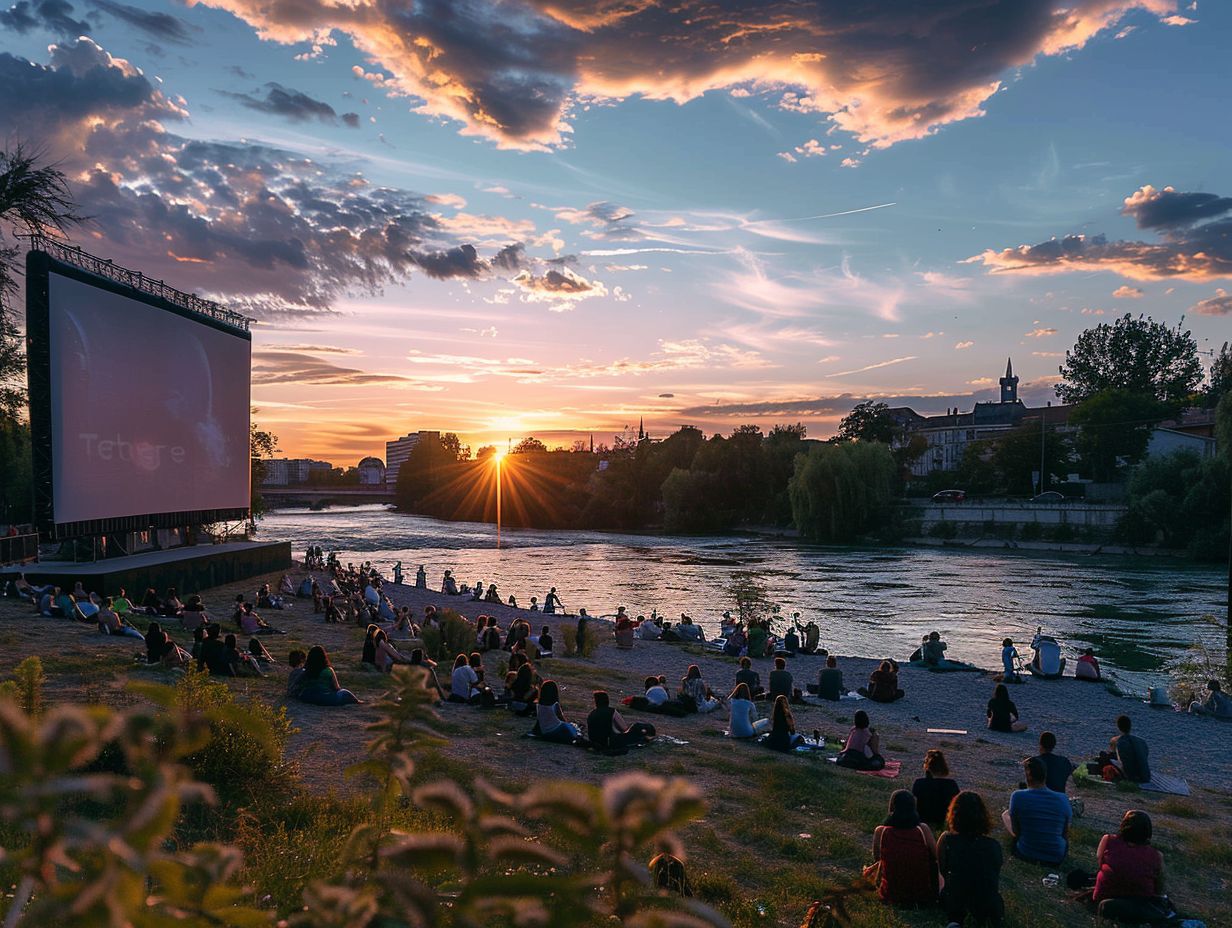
[27,252,251,532]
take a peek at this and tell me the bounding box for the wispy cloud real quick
[825,356,917,377]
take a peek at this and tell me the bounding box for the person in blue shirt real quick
[1001,757,1071,864]
[1000,638,1021,682]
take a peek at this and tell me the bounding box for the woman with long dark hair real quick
[867,790,940,906]
[986,684,1028,733]
[938,791,1003,926]
[766,695,805,752]
[534,680,583,744]
[297,646,360,706]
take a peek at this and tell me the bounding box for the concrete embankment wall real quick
[901,500,1126,542]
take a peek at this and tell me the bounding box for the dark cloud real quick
[223,82,338,123]
[0,0,89,37]
[91,0,191,42]
[410,244,486,280]
[189,0,1172,150]
[658,393,675,398]
[491,242,526,271]
[227,64,254,79]
[512,266,607,308]
[972,185,1232,282]
[252,350,409,385]
[0,39,184,144]
[341,111,360,127]
[1123,185,1232,229]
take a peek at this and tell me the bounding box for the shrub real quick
[928,520,958,540]
[421,609,475,662]
[0,656,45,715]
[174,668,294,792]
[1020,522,1043,541]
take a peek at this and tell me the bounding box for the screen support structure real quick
[25,239,253,542]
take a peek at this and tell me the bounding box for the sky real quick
[2,0,1231,463]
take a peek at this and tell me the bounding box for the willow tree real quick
[788,440,897,543]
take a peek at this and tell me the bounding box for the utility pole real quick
[1039,407,1046,495]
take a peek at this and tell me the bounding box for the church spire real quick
[1000,357,1019,403]
[638,417,645,441]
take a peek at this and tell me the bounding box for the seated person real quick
[296,576,314,598]
[534,680,583,743]
[197,625,235,676]
[938,791,1004,927]
[911,749,960,828]
[509,663,538,714]
[1029,629,1064,676]
[868,790,940,906]
[679,665,721,713]
[636,617,662,640]
[224,633,264,677]
[727,683,768,739]
[74,594,101,621]
[144,621,188,668]
[781,625,800,656]
[449,653,482,704]
[410,648,446,700]
[140,588,161,616]
[1000,638,1020,682]
[441,571,458,595]
[98,599,144,639]
[734,656,763,696]
[767,657,794,702]
[921,631,947,667]
[238,604,284,636]
[986,684,1028,733]
[614,620,636,650]
[649,851,692,897]
[674,614,703,642]
[1036,731,1075,793]
[1189,679,1232,718]
[644,676,671,707]
[1075,647,1101,681]
[537,626,554,656]
[278,574,295,596]
[286,649,307,698]
[817,656,845,701]
[161,588,185,618]
[722,626,746,657]
[1002,757,1071,865]
[38,587,61,617]
[859,660,904,703]
[362,625,407,672]
[248,637,276,666]
[746,621,769,659]
[836,710,885,771]
[1092,810,1168,924]
[484,583,501,604]
[1111,715,1151,784]
[180,595,210,632]
[765,695,805,752]
[586,690,655,750]
[719,611,739,638]
[297,646,360,705]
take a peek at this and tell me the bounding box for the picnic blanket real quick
[826,758,902,779]
[1141,774,1191,796]
[908,659,983,673]
[800,692,865,706]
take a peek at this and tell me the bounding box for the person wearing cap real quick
[1075,647,1101,681]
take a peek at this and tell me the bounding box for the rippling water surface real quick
[256,505,1226,693]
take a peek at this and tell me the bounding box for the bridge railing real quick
[0,532,39,567]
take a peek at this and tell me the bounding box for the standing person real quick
[543,587,563,615]
[586,690,655,751]
[1035,732,1075,793]
[575,610,589,655]
[415,565,427,589]
[297,646,361,706]
[1092,811,1169,923]
[867,791,940,906]
[392,561,403,585]
[986,684,1028,733]
[1111,715,1152,784]
[938,791,1004,927]
[911,749,961,828]
[1002,757,1071,865]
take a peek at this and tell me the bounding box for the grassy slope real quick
[1,571,1228,928]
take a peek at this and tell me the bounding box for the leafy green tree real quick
[248,418,278,522]
[953,440,999,497]
[1069,389,1168,482]
[788,441,897,542]
[0,145,83,420]
[475,444,497,461]
[661,467,724,533]
[991,419,1075,496]
[1057,313,1203,409]
[394,432,458,509]
[837,401,898,443]
[0,416,32,526]
[1207,341,1232,407]
[440,431,469,460]
[1122,449,1229,560]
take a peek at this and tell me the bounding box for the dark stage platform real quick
[15,541,292,597]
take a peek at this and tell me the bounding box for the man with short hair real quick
[1112,715,1151,783]
[768,656,793,701]
[586,690,655,750]
[1035,731,1075,793]
[735,656,762,696]
[817,656,844,701]
[1189,680,1232,718]
[1002,757,1071,864]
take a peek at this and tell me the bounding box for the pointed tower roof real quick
[1005,357,1014,378]
[638,416,645,440]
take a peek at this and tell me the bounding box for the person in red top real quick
[1092,810,1169,922]
[867,790,940,905]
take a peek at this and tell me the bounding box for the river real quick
[255,505,1227,694]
